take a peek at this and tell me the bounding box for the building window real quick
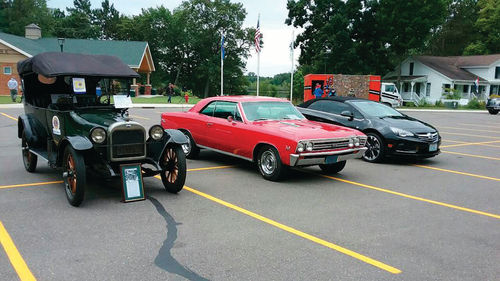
[443,83,451,93]
[3,66,12,75]
[495,67,500,79]
[426,83,431,97]
[463,85,469,93]
[409,62,414,75]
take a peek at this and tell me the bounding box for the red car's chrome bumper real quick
[289,147,367,166]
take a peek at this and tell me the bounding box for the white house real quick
[384,54,500,105]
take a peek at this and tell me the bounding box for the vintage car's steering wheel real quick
[96,94,110,105]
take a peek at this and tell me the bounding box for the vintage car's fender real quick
[147,129,188,163]
[164,129,189,144]
[18,114,46,147]
[55,136,93,166]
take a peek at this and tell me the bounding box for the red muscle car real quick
[161,96,367,181]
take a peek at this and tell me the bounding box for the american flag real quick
[255,18,261,53]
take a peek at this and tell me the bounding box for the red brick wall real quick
[0,63,21,96]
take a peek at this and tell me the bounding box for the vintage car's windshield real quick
[72,78,131,108]
[242,101,305,121]
[351,101,403,118]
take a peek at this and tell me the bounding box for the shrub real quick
[434,99,443,107]
[465,98,485,109]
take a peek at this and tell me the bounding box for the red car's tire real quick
[257,146,288,181]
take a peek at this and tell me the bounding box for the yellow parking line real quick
[439,132,500,140]
[0,181,63,189]
[441,150,500,161]
[441,140,500,148]
[0,221,36,281]
[438,126,500,134]
[0,112,18,121]
[320,174,500,220]
[182,185,401,274]
[413,165,500,182]
[458,123,499,129]
[441,139,466,143]
[187,165,235,172]
[130,114,150,120]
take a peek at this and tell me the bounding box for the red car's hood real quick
[253,119,363,140]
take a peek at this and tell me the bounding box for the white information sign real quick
[113,95,133,109]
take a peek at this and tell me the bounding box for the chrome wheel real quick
[363,134,381,161]
[181,141,191,155]
[260,150,277,175]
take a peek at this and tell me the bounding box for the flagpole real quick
[256,14,260,96]
[290,30,294,102]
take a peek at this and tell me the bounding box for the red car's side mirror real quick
[227,116,234,122]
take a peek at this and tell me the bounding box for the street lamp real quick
[58,38,65,52]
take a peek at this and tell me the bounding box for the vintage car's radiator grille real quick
[311,139,350,151]
[416,132,439,143]
[111,130,145,158]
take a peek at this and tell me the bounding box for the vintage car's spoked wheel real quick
[21,132,37,172]
[319,161,347,174]
[63,146,86,207]
[257,146,287,181]
[181,131,200,159]
[160,145,186,193]
[363,133,385,163]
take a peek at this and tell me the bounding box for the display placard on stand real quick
[120,164,145,202]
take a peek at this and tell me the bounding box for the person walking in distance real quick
[167,83,174,103]
[8,77,18,102]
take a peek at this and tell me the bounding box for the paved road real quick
[0,107,498,281]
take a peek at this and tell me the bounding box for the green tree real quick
[425,0,479,56]
[93,0,120,39]
[53,0,100,38]
[464,0,500,54]
[0,0,54,36]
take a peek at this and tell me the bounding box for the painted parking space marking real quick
[439,132,500,140]
[440,140,500,148]
[0,181,63,190]
[441,139,500,148]
[130,114,150,120]
[179,183,401,274]
[458,123,499,129]
[413,165,500,183]
[0,221,36,281]
[438,126,500,134]
[187,165,235,172]
[0,112,18,122]
[441,150,500,161]
[320,174,500,220]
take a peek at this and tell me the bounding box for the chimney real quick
[25,24,41,40]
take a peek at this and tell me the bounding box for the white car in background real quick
[380,82,403,107]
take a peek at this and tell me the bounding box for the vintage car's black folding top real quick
[17,52,140,78]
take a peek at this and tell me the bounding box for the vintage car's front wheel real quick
[63,146,86,207]
[21,132,37,172]
[160,145,186,193]
[257,146,288,181]
[319,161,346,174]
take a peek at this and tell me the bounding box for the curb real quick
[0,104,194,109]
[398,108,488,113]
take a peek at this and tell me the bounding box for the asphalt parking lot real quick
[0,107,498,281]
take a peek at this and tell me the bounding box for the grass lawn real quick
[0,96,19,104]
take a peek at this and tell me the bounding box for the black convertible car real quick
[297,97,441,162]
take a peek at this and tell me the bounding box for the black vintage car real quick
[297,97,441,162]
[17,52,188,206]
[486,96,500,115]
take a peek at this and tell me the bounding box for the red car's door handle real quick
[206,122,214,127]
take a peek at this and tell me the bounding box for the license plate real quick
[325,155,338,164]
[429,143,438,152]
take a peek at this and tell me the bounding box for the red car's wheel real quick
[257,146,288,181]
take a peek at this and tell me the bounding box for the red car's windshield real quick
[241,101,305,121]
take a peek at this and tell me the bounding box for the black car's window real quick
[213,101,242,121]
[200,102,216,116]
[351,101,403,117]
[308,100,349,114]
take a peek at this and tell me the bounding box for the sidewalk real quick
[398,108,487,113]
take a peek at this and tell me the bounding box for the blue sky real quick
[47,0,300,77]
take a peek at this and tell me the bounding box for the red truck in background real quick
[304,74,381,103]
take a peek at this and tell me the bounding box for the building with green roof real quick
[0,24,155,95]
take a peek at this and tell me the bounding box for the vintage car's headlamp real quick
[297,142,305,152]
[390,127,414,137]
[149,125,164,141]
[90,127,107,144]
